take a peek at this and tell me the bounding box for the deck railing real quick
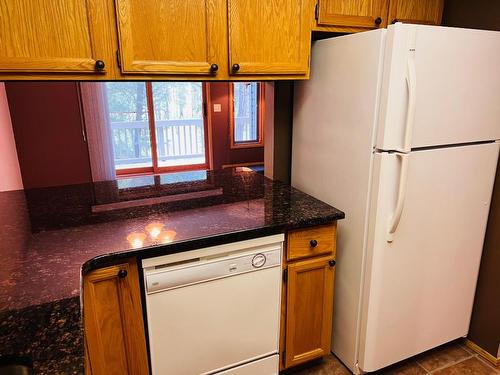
[110,118,205,167]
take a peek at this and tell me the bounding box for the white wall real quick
[0,83,23,191]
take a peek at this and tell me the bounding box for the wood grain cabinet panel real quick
[317,0,389,29]
[285,255,335,368]
[83,260,149,375]
[115,0,228,76]
[287,223,336,261]
[388,0,444,25]
[0,0,114,76]
[228,0,311,76]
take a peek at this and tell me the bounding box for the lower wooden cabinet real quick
[285,255,335,368]
[280,223,337,370]
[83,259,149,375]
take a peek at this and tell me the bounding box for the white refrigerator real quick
[292,23,500,373]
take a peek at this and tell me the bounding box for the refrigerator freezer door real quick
[377,24,500,151]
[359,142,499,372]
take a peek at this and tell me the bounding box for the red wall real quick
[209,83,264,170]
[6,82,92,189]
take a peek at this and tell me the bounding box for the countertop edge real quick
[80,214,343,275]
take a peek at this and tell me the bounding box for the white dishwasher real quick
[142,234,284,375]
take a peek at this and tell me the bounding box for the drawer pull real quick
[118,269,128,278]
[95,60,105,71]
[310,239,318,248]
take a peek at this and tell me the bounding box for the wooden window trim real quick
[229,82,264,149]
[115,83,211,177]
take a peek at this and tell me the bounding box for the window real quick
[105,82,208,175]
[230,82,263,148]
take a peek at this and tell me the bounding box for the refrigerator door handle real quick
[387,153,409,242]
[402,56,417,152]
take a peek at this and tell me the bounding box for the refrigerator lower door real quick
[358,142,499,372]
[377,24,500,151]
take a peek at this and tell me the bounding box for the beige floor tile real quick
[416,342,471,372]
[432,357,499,374]
[375,360,427,375]
[459,342,477,356]
[288,355,351,375]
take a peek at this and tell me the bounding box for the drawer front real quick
[287,223,336,261]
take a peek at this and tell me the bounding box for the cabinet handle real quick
[232,63,240,73]
[95,60,105,71]
[118,269,128,278]
[374,17,382,25]
[329,259,336,267]
[310,239,318,248]
[210,63,218,74]
[392,19,399,24]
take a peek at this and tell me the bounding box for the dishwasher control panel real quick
[145,246,281,294]
[251,253,267,268]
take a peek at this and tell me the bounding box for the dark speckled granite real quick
[0,169,344,374]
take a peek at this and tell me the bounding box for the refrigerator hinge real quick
[355,361,366,374]
[315,2,319,21]
[116,49,122,69]
[283,268,288,282]
[408,27,417,53]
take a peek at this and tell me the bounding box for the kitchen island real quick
[0,169,344,374]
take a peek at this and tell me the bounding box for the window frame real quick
[229,82,264,149]
[114,82,211,177]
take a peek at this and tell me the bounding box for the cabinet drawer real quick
[287,223,336,261]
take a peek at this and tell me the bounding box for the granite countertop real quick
[0,169,344,374]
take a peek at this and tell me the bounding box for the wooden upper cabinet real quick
[83,260,149,375]
[114,0,228,76]
[228,0,311,76]
[388,0,444,25]
[317,0,389,29]
[0,0,113,76]
[285,256,335,368]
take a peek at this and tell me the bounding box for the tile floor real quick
[288,341,499,375]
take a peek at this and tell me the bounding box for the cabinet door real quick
[0,0,113,75]
[388,0,444,25]
[83,261,149,375]
[285,256,335,368]
[317,0,389,29]
[228,0,311,76]
[115,0,227,75]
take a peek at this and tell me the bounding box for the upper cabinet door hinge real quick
[315,2,319,21]
[283,268,288,282]
[116,50,122,69]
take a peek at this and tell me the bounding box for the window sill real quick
[230,142,264,149]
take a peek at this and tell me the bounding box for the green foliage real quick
[152,82,203,120]
[105,82,204,165]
